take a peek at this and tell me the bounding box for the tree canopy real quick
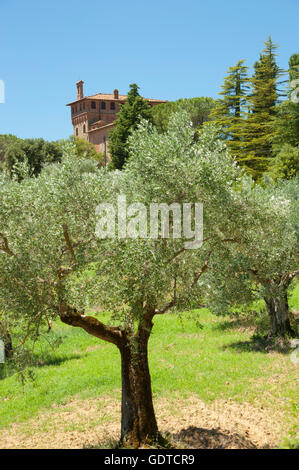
[0,113,251,445]
[210,59,249,151]
[210,37,299,180]
[3,137,62,178]
[61,135,104,165]
[204,174,299,337]
[0,112,297,446]
[151,97,215,134]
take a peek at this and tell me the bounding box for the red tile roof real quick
[88,92,127,101]
[67,93,167,106]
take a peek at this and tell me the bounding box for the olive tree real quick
[0,115,247,446]
[93,116,248,444]
[204,174,299,338]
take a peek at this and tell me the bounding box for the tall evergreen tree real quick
[211,60,249,132]
[210,60,249,158]
[240,37,285,177]
[109,84,153,170]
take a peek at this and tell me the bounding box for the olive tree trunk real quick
[4,332,13,358]
[119,338,159,447]
[0,320,13,358]
[59,304,163,448]
[264,294,295,338]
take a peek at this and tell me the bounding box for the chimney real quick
[113,89,119,100]
[76,80,84,100]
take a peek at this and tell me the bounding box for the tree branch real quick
[58,303,123,347]
[154,298,176,315]
[288,270,299,282]
[165,237,215,265]
[62,224,76,262]
[0,233,15,257]
[135,304,156,342]
[190,250,212,288]
[248,268,267,285]
[155,251,212,315]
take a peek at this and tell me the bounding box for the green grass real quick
[0,303,298,434]
[289,281,299,311]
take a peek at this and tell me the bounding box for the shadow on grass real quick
[0,353,87,380]
[172,425,259,449]
[222,335,293,354]
[213,318,257,332]
[33,353,86,368]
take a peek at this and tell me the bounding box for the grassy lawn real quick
[0,294,298,447]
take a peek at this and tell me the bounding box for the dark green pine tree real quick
[210,59,249,158]
[109,83,153,170]
[241,36,285,177]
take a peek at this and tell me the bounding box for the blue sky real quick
[0,0,298,141]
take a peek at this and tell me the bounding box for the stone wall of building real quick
[88,124,113,158]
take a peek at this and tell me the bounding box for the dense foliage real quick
[0,134,104,179]
[151,96,215,133]
[210,36,298,180]
[211,60,249,152]
[0,112,297,445]
[109,83,153,170]
[0,136,62,178]
[61,135,104,165]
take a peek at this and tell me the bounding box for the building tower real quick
[66,81,167,157]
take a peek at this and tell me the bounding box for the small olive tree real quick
[204,174,299,338]
[0,115,247,446]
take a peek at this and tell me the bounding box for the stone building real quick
[66,81,167,158]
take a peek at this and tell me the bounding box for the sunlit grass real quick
[0,291,298,433]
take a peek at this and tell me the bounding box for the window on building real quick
[72,107,74,114]
[91,101,96,109]
[83,102,85,110]
[76,128,78,136]
[80,103,82,111]
[101,101,106,110]
[110,102,115,110]
[83,124,86,133]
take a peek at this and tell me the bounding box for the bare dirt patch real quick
[0,393,285,449]
[158,394,284,449]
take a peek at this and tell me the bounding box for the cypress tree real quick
[240,36,285,177]
[210,60,249,159]
[109,84,153,170]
